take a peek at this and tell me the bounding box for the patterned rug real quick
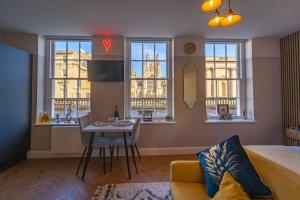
[91,182,171,200]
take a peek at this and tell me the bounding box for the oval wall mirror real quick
[184,62,197,109]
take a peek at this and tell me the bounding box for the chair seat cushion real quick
[171,182,210,200]
[111,136,133,146]
[91,136,113,148]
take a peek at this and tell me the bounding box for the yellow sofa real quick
[170,146,300,200]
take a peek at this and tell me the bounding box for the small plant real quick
[165,115,172,121]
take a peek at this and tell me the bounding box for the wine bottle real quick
[114,105,119,119]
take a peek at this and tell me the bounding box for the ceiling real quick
[0,0,299,39]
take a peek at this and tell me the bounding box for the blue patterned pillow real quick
[197,135,272,198]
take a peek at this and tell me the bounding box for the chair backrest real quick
[78,113,92,145]
[132,118,142,144]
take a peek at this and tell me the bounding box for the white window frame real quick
[124,38,174,119]
[45,38,92,119]
[205,39,246,119]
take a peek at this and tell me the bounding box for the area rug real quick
[91,182,171,200]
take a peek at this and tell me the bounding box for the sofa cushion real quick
[212,172,250,200]
[171,182,210,200]
[197,135,272,198]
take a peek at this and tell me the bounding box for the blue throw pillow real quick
[197,135,272,198]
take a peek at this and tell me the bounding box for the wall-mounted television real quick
[87,60,124,82]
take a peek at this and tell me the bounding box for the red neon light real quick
[102,38,112,53]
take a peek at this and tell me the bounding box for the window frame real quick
[125,37,174,119]
[45,38,92,119]
[205,39,246,119]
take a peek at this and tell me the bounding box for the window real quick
[126,39,173,119]
[48,39,92,118]
[205,41,245,118]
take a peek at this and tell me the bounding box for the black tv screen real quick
[87,60,124,82]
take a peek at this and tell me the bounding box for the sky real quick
[131,42,167,78]
[55,41,92,54]
[205,43,237,58]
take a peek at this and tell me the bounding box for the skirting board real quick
[27,146,205,159]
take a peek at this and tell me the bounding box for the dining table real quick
[80,119,136,180]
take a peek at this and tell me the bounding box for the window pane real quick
[228,80,239,97]
[156,80,167,98]
[131,43,142,60]
[67,60,79,78]
[53,80,65,98]
[205,43,214,61]
[130,99,143,117]
[144,98,155,110]
[80,61,88,78]
[227,44,237,61]
[143,43,154,60]
[156,61,167,78]
[206,80,216,97]
[155,99,167,117]
[143,80,155,98]
[78,80,90,98]
[229,98,240,116]
[143,61,155,78]
[54,41,66,59]
[53,60,66,78]
[227,62,238,78]
[131,80,143,98]
[51,99,65,118]
[68,41,79,60]
[65,99,78,118]
[131,61,143,78]
[215,44,225,61]
[66,80,78,98]
[155,43,167,60]
[206,98,217,116]
[206,62,214,78]
[215,62,226,78]
[80,41,92,60]
[217,80,227,97]
[78,99,90,117]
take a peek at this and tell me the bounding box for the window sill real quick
[204,119,257,124]
[141,119,177,125]
[33,121,79,126]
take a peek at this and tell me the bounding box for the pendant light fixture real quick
[201,0,222,12]
[220,0,242,26]
[208,10,224,27]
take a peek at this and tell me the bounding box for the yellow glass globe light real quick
[220,8,242,26]
[208,10,224,27]
[201,0,222,12]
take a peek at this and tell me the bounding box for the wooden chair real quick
[76,113,113,179]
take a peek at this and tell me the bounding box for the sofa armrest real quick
[170,160,204,183]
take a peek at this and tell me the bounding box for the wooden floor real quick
[0,155,196,200]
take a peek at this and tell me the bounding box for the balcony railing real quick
[206,98,237,109]
[130,98,167,109]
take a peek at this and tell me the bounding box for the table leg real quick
[123,131,131,179]
[81,132,95,181]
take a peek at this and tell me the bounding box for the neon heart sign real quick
[102,38,112,53]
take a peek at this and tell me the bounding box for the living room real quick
[0,0,299,199]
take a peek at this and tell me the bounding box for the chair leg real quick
[76,146,87,175]
[134,144,141,160]
[130,145,138,174]
[99,148,102,159]
[103,148,106,174]
[116,146,119,160]
[109,146,114,172]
